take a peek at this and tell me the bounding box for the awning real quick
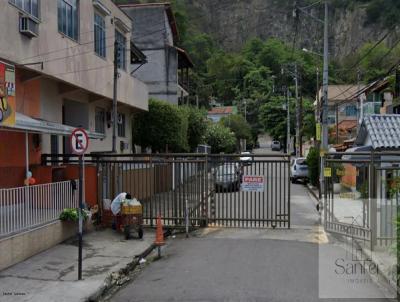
[1,112,105,139]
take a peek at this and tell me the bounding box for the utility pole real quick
[357,69,363,131]
[286,88,291,155]
[112,40,119,153]
[320,0,329,196]
[244,99,247,122]
[294,63,300,157]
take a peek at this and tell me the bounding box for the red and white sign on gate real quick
[70,128,89,155]
[241,175,265,192]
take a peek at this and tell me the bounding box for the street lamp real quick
[302,48,324,57]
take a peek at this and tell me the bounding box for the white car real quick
[271,141,281,151]
[290,158,309,184]
[240,152,252,165]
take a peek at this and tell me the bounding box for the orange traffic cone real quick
[154,215,165,246]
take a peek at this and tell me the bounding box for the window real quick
[94,13,106,58]
[95,107,105,134]
[117,113,126,137]
[58,0,79,40]
[9,0,39,18]
[345,105,357,117]
[115,30,126,70]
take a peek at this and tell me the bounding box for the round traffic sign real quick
[70,128,89,155]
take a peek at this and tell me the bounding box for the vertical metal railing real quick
[0,180,78,238]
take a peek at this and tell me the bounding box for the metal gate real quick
[324,151,399,250]
[42,153,291,229]
[208,154,291,228]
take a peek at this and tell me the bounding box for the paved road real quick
[110,143,396,302]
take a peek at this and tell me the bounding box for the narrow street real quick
[110,143,396,302]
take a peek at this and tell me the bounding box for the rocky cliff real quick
[185,0,393,59]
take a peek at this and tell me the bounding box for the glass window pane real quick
[15,0,22,9]
[23,0,31,13]
[31,0,38,17]
[72,3,78,40]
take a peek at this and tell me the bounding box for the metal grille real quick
[0,180,79,238]
[42,153,291,229]
[324,151,399,249]
[208,155,290,228]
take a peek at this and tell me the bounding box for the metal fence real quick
[208,154,290,228]
[0,180,78,238]
[42,153,291,229]
[324,152,399,249]
[96,155,209,227]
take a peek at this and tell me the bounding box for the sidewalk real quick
[308,183,398,294]
[0,228,155,302]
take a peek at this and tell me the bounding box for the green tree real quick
[182,106,208,151]
[258,96,296,141]
[204,122,236,153]
[306,147,320,187]
[220,114,253,147]
[133,99,189,152]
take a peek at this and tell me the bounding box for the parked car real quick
[240,151,253,165]
[290,157,309,184]
[271,141,281,151]
[215,163,242,192]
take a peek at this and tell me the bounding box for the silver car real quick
[215,163,242,192]
[290,158,309,183]
[271,141,281,151]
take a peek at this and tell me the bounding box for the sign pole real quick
[70,128,89,281]
[78,154,83,280]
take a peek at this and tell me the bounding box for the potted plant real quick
[333,164,344,194]
[60,208,90,228]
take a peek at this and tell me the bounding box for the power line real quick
[20,1,246,63]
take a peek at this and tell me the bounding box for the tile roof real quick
[338,120,357,131]
[318,85,366,103]
[357,114,400,149]
[208,106,237,115]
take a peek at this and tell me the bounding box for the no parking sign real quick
[70,128,89,155]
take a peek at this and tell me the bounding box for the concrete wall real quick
[122,5,179,104]
[0,220,90,271]
[39,77,134,154]
[0,0,148,111]
[127,6,173,49]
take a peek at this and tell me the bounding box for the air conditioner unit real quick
[19,15,38,38]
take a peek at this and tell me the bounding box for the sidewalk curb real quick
[87,229,176,302]
[87,243,157,302]
[305,184,319,204]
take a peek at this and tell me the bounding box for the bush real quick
[306,147,320,187]
[204,122,236,153]
[182,106,208,151]
[220,114,253,148]
[133,99,189,152]
[59,208,89,222]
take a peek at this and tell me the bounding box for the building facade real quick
[119,3,193,105]
[0,0,149,187]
